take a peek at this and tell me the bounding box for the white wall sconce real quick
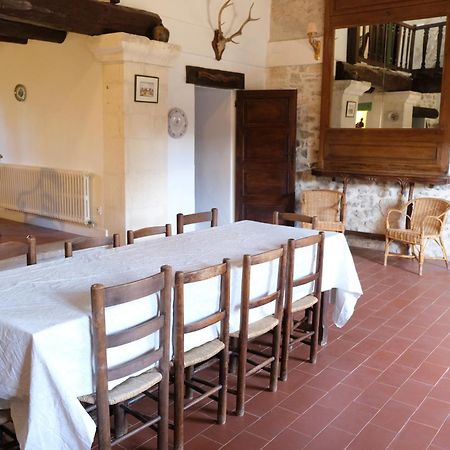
[307,22,321,60]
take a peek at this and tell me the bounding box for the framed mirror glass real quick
[330,16,446,129]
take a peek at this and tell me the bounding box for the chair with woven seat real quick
[127,224,172,244]
[176,208,218,234]
[280,233,324,381]
[230,245,287,416]
[0,409,18,449]
[64,234,120,257]
[80,266,172,450]
[173,259,230,450]
[300,189,346,232]
[272,211,318,229]
[0,235,36,266]
[384,197,450,276]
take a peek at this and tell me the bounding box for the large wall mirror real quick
[332,17,446,129]
[317,0,450,180]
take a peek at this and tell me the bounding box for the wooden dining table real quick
[0,220,362,450]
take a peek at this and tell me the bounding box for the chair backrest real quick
[287,233,325,305]
[410,197,450,234]
[239,246,287,339]
[174,259,230,362]
[300,190,346,224]
[0,235,36,265]
[176,208,218,234]
[65,234,120,257]
[90,265,172,443]
[127,224,172,244]
[272,211,318,229]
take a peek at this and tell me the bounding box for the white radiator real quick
[0,164,92,225]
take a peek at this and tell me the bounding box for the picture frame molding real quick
[134,74,159,103]
[345,100,357,118]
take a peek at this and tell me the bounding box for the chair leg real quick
[158,377,169,450]
[185,367,194,400]
[384,237,390,266]
[217,349,228,425]
[174,363,185,450]
[113,404,127,439]
[280,308,292,381]
[229,337,238,374]
[438,236,449,269]
[418,241,425,276]
[236,337,247,417]
[310,301,320,364]
[269,324,281,392]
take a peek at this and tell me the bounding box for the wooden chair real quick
[300,189,346,232]
[384,197,450,275]
[0,409,18,449]
[173,259,230,450]
[280,233,324,381]
[176,208,218,234]
[0,235,36,266]
[272,211,318,229]
[79,266,172,450]
[64,234,120,257]
[230,245,287,416]
[127,224,172,244]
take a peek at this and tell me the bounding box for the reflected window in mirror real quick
[331,16,446,129]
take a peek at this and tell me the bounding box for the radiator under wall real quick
[0,164,93,225]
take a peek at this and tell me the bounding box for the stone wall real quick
[267,0,450,260]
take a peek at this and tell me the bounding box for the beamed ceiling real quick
[0,0,168,44]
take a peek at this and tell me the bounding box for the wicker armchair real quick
[384,197,450,276]
[300,189,346,232]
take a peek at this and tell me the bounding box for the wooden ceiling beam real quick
[0,35,27,44]
[0,19,66,43]
[0,0,166,40]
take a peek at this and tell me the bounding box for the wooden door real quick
[235,90,297,223]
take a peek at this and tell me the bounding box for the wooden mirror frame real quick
[316,0,450,183]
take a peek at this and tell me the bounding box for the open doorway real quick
[194,86,235,225]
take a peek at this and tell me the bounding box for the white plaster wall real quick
[195,86,235,225]
[0,34,105,232]
[0,35,103,172]
[0,0,270,233]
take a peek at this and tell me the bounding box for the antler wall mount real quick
[211,0,259,61]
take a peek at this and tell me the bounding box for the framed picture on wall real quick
[134,75,159,103]
[345,101,356,118]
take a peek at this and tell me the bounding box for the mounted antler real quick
[212,1,259,61]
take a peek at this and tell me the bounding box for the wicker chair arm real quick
[386,208,410,229]
[419,215,444,235]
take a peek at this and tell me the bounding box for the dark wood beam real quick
[336,61,413,91]
[0,35,27,44]
[0,0,166,40]
[0,18,66,43]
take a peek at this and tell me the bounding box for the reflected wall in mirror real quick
[331,16,446,129]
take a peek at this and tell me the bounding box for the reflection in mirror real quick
[331,17,446,129]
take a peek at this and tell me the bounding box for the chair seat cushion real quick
[292,294,319,313]
[0,408,11,425]
[79,368,162,406]
[231,316,279,340]
[184,339,225,368]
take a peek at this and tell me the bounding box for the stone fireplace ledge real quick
[88,32,181,66]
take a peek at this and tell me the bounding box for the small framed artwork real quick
[345,101,356,118]
[134,75,159,103]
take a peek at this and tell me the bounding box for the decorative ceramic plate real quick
[168,107,188,138]
[14,84,27,102]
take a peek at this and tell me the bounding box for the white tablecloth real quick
[0,221,362,450]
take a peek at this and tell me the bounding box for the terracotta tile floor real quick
[105,247,450,449]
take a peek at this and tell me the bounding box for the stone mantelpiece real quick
[89,33,181,241]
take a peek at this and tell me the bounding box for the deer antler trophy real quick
[212,0,259,61]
